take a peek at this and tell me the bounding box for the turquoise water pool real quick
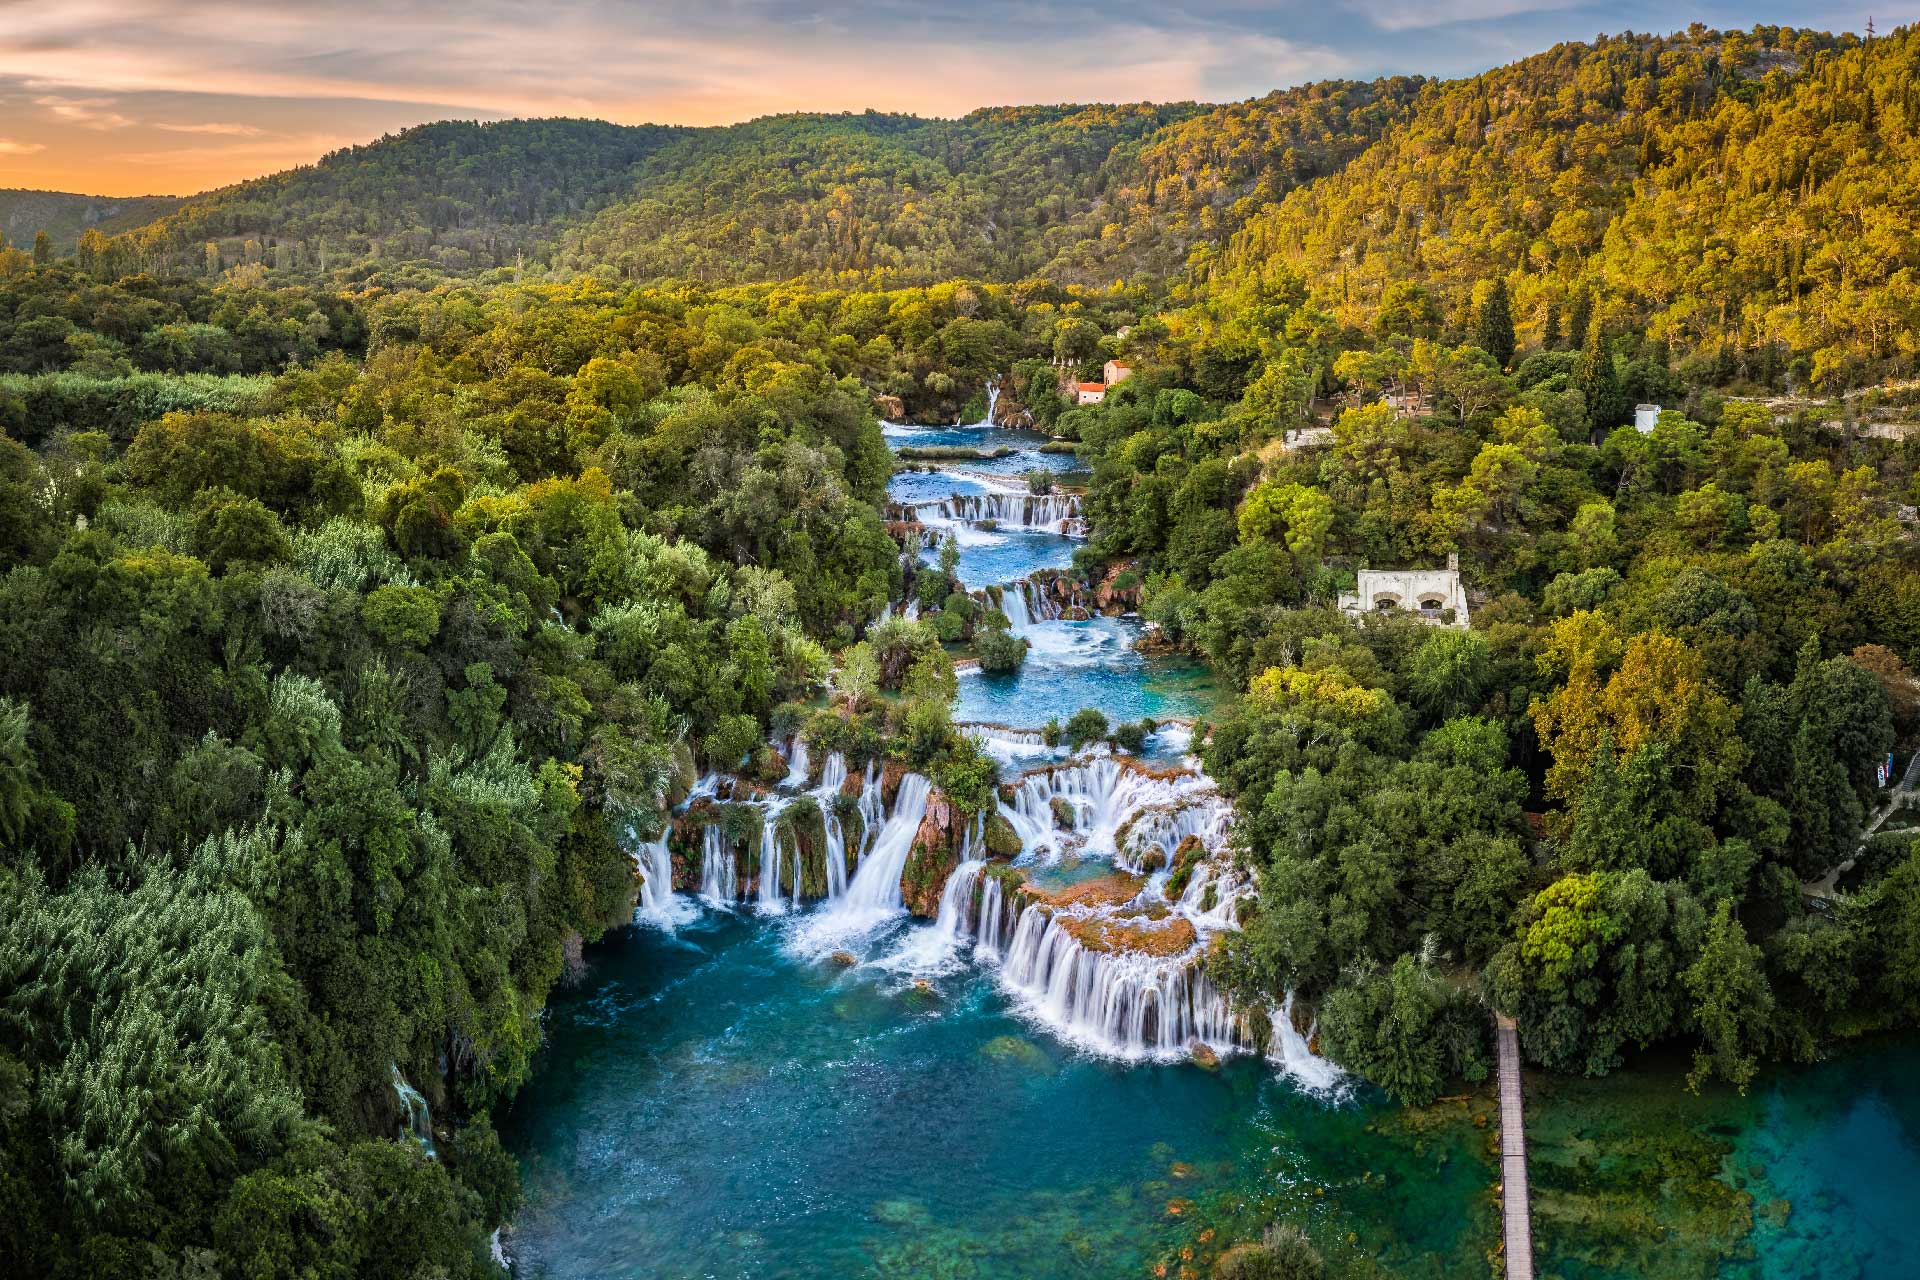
[499,909,1496,1280]
[956,618,1220,729]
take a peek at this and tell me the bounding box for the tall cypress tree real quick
[1474,278,1516,368]
[1541,302,1562,351]
[1577,310,1625,429]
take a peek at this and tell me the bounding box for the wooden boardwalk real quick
[1495,1013,1534,1280]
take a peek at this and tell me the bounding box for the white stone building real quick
[1634,404,1661,433]
[1338,559,1470,627]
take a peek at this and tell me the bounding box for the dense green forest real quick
[2,20,1918,1280]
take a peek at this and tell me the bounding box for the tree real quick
[1575,316,1625,430]
[1405,628,1491,721]
[31,230,51,266]
[1475,278,1516,368]
[1683,901,1773,1092]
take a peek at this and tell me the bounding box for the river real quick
[500,393,1920,1278]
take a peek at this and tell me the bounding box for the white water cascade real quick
[813,751,851,900]
[991,904,1246,1062]
[837,773,931,917]
[699,824,738,905]
[781,734,811,790]
[998,757,1221,864]
[391,1063,436,1156]
[793,773,933,950]
[855,760,886,860]
[1268,993,1348,1097]
[631,833,698,928]
[914,492,1084,537]
[754,796,797,914]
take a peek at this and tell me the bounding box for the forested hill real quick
[1209,25,1920,390]
[0,190,182,256]
[87,25,1914,362]
[100,85,1420,287]
[112,119,690,276]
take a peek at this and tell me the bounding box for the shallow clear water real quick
[500,909,1496,1280]
[884,422,1080,478]
[957,618,1220,729]
[1526,1038,1920,1280]
[922,530,1080,591]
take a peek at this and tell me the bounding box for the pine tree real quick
[1567,285,1592,350]
[1576,310,1624,429]
[31,230,51,266]
[1541,302,1562,351]
[1474,278,1515,367]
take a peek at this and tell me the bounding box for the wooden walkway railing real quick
[1495,1013,1534,1280]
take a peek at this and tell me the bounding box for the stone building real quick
[1337,556,1470,627]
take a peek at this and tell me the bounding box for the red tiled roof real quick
[1077,382,1105,392]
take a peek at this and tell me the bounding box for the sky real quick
[0,0,1895,197]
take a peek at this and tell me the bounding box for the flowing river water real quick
[500,395,1920,1278]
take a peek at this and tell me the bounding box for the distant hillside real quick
[114,118,687,274]
[84,23,1918,387]
[0,189,183,254]
[100,88,1421,287]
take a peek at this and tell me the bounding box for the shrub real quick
[1064,707,1109,749]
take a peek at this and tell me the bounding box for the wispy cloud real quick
[34,94,136,130]
[154,121,265,136]
[0,137,49,155]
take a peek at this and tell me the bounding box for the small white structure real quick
[1104,360,1133,386]
[1338,559,1470,627]
[1284,425,1334,450]
[1634,403,1661,433]
[1076,381,1106,406]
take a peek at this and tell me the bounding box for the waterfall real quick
[983,379,1000,425]
[1268,993,1347,1097]
[781,734,810,790]
[913,492,1084,536]
[998,757,1216,863]
[681,772,721,809]
[1000,583,1033,637]
[391,1063,436,1156]
[813,752,850,900]
[976,873,1008,959]
[1118,798,1232,876]
[838,773,931,917]
[989,904,1246,1062]
[699,825,737,905]
[856,760,886,861]
[878,856,985,975]
[631,834,697,928]
[755,797,795,914]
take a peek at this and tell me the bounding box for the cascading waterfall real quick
[1117,799,1232,876]
[813,752,850,900]
[631,833,697,928]
[999,757,1217,862]
[991,905,1246,1062]
[856,760,886,860]
[998,583,1033,636]
[837,773,931,917]
[391,1063,436,1156]
[1268,993,1347,1097]
[982,379,1000,425]
[781,734,810,790]
[914,492,1084,536]
[755,796,795,914]
[699,824,737,905]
